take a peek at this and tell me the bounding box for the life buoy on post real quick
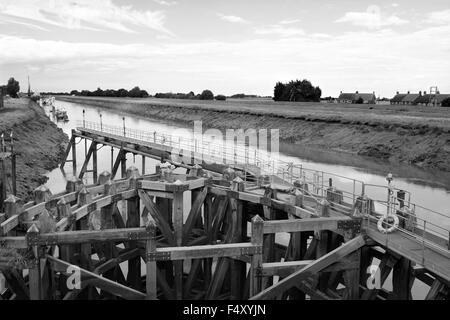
[377,214,399,234]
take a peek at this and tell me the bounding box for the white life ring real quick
[377,214,399,234]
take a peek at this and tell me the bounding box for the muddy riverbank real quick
[0,98,68,201]
[57,96,450,173]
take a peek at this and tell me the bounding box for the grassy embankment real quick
[0,98,68,200]
[57,96,450,173]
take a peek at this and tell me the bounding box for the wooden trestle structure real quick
[0,123,449,300]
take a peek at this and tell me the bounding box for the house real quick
[390,92,407,105]
[337,91,376,104]
[415,93,450,107]
[391,91,421,105]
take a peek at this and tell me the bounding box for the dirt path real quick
[0,98,68,201]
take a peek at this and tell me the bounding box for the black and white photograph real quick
[0,0,449,307]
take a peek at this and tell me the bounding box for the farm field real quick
[58,96,450,131]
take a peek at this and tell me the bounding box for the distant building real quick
[337,91,376,104]
[390,91,421,105]
[415,93,450,107]
[391,90,450,106]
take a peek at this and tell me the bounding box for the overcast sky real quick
[0,0,449,97]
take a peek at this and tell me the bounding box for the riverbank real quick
[0,98,68,201]
[57,96,450,173]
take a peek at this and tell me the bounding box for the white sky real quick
[0,0,449,97]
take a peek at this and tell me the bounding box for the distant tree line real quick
[273,79,322,102]
[443,98,450,107]
[155,90,223,101]
[69,86,149,98]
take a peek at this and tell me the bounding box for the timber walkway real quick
[0,120,449,300]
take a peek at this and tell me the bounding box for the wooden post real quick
[261,188,276,289]
[250,215,263,297]
[142,155,146,175]
[92,142,98,184]
[11,153,16,196]
[121,151,127,179]
[230,177,246,300]
[98,171,111,185]
[0,157,6,212]
[146,220,157,300]
[27,224,43,300]
[392,257,413,300]
[66,177,83,194]
[126,167,141,290]
[4,194,21,219]
[173,188,184,299]
[34,185,52,204]
[71,133,77,176]
[78,141,96,180]
[77,187,92,268]
[76,186,93,299]
[313,199,331,292]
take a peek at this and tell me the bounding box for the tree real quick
[442,98,450,107]
[6,77,20,98]
[117,88,129,97]
[215,94,226,101]
[355,97,364,104]
[273,82,286,101]
[199,89,214,100]
[273,79,321,102]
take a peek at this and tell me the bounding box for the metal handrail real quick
[76,120,450,252]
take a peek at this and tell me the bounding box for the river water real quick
[42,98,450,299]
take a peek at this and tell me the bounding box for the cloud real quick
[279,19,300,25]
[254,24,304,37]
[425,9,450,25]
[0,0,172,34]
[217,14,249,24]
[0,16,49,31]
[1,21,449,96]
[336,5,408,29]
[153,0,177,6]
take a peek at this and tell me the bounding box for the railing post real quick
[422,220,426,265]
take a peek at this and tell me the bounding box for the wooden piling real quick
[126,167,142,290]
[250,215,264,297]
[173,187,184,299]
[145,220,157,300]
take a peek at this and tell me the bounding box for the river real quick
[42,98,450,299]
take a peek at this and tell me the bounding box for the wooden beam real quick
[78,141,96,180]
[263,216,350,234]
[138,189,176,246]
[261,260,313,278]
[182,187,207,244]
[47,256,146,300]
[250,235,366,300]
[30,227,150,245]
[425,279,444,300]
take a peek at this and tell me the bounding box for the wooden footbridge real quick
[0,121,449,300]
